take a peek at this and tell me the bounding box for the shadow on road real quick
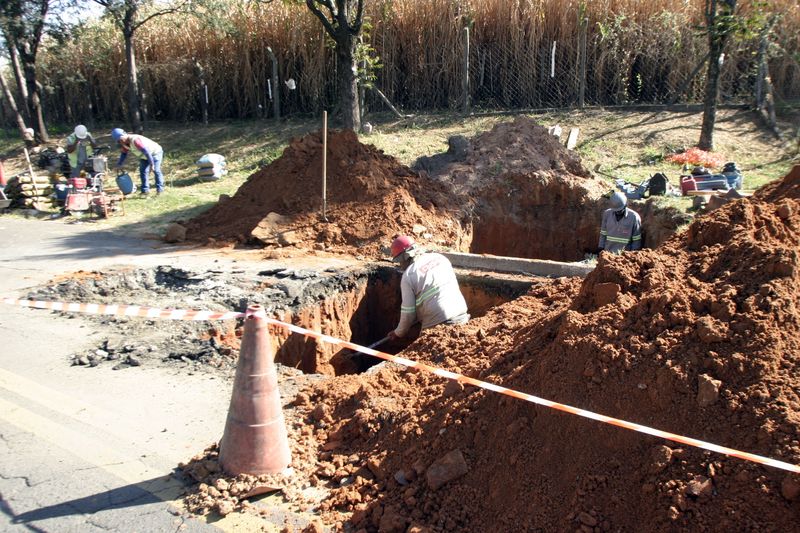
[8,474,186,526]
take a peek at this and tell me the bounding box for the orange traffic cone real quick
[218,305,292,475]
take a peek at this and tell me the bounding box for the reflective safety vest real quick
[599,208,642,253]
[394,252,468,337]
[65,132,94,168]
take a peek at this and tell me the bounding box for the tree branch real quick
[350,0,364,34]
[306,0,336,38]
[133,0,192,31]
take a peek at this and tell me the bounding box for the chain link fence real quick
[366,23,799,117]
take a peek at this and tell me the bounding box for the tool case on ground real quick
[680,174,730,195]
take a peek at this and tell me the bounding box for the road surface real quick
[0,215,288,532]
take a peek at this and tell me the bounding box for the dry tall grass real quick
[34,0,800,124]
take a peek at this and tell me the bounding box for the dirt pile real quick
[416,116,689,260]
[417,116,636,260]
[415,116,592,192]
[184,130,464,257]
[274,165,800,531]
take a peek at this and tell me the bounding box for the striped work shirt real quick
[599,208,642,253]
[394,253,468,337]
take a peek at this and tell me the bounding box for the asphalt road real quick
[0,216,278,532]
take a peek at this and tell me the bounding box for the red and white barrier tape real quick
[4,296,799,474]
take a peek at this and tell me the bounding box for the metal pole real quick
[322,111,328,222]
[577,10,587,108]
[267,47,280,121]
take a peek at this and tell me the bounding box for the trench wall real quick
[271,266,531,376]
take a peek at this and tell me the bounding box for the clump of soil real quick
[184,130,464,257]
[184,165,800,531]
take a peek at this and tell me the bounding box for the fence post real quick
[577,7,587,108]
[267,47,281,121]
[463,26,470,114]
[754,16,776,111]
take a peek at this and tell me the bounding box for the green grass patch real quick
[0,108,796,239]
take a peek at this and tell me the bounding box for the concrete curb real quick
[443,252,595,278]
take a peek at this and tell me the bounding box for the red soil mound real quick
[423,116,611,260]
[184,130,462,257]
[296,165,800,531]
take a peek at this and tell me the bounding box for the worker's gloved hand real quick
[387,330,399,342]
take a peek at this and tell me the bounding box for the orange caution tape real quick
[4,296,799,474]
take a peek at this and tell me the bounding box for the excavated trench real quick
[34,263,531,377]
[466,195,690,262]
[272,265,531,376]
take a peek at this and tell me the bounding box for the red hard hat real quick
[390,235,415,258]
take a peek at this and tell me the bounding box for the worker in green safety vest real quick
[599,191,643,254]
[64,125,99,178]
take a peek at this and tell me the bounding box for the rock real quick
[667,506,680,521]
[216,500,235,516]
[275,282,301,301]
[393,470,409,485]
[411,224,427,236]
[685,475,713,498]
[367,457,386,480]
[696,316,727,343]
[377,506,406,533]
[650,444,673,473]
[781,475,800,501]
[311,403,330,421]
[425,449,469,490]
[278,230,303,246]
[443,380,464,396]
[164,223,187,243]
[697,374,721,407]
[777,203,793,220]
[447,135,469,158]
[594,282,621,307]
[577,512,597,527]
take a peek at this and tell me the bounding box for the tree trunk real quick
[336,32,360,132]
[124,29,143,133]
[21,56,48,143]
[699,0,736,151]
[698,41,723,151]
[0,71,34,147]
[7,44,31,122]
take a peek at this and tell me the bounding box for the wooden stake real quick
[23,147,40,198]
[322,111,328,222]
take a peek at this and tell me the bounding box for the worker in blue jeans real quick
[111,128,165,196]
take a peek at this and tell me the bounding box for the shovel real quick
[343,335,392,362]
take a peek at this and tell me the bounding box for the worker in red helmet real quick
[387,235,469,341]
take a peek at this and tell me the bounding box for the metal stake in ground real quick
[322,110,328,222]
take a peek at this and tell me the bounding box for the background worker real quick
[111,128,165,196]
[65,125,98,178]
[599,191,643,253]
[387,235,469,341]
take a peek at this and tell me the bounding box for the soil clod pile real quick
[184,130,463,257]
[278,165,800,531]
[416,116,610,260]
